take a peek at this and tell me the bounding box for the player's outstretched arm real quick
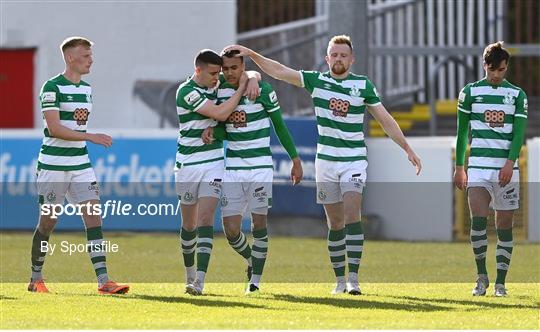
[198,73,248,121]
[222,45,303,87]
[44,110,112,147]
[368,104,422,175]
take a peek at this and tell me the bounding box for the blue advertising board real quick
[0,118,322,231]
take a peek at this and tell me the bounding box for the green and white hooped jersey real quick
[217,81,280,170]
[38,74,92,171]
[175,77,223,168]
[458,78,528,169]
[300,71,381,162]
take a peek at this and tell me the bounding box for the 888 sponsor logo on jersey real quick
[228,110,247,128]
[329,98,350,117]
[484,110,505,128]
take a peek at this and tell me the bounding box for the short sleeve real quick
[40,81,60,111]
[364,78,381,106]
[176,86,208,112]
[299,70,319,93]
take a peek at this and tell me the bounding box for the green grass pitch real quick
[1,232,539,329]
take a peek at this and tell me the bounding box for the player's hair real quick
[483,41,510,69]
[60,36,93,53]
[195,49,223,68]
[221,49,244,63]
[328,35,353,52]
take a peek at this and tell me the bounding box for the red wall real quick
[0,49,35,128]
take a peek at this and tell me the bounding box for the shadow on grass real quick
[384,294,540,310]
[270,293,449,312]
[0,295,17,300]
[114,293,270,309]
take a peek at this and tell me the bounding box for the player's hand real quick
[291,157,303,185]
[202,127,214,144]
[222,45,252,57]
[453,166,467,191]
[499,160,514,187]
[88,133,112,148]
[238,72,249,91]
[406,148,422,175]
[245,77,260,101]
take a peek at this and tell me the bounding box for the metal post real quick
[329,0,369,75]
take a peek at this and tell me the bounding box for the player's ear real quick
[325,54,329,64]
[195,66,201,75]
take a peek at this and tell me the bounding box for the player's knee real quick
[251,213,267,230]
[496,213,514,229]
[37,217,56,235]
[198,211,215,226]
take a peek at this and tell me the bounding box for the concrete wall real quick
[528,138,540,242]
[1,1,235,128]
[364,137,455,241]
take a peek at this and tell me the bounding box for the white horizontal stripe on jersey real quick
[312,87,364,107]
[317,73,367,89]
[315,106,364,125]
[57,85,92,95]
[317,125,365,141]
[176,148,224,165]
[179,118,217,131]
[471,120,513,134]
[178,136,205,147]
[234,103,265,114]
[38,154,90,166]
[317,144,367,157]
[56,119,88,131]
[42,137,86,149]
[226,119,270,133]
[471,138,511,150]
[471,103,517,115]
[225,156,273,168]
[515,113,527,118]
[470,86,520,97]
[468,156,508,168]
[59,102,92,110]
[227,136,270,150]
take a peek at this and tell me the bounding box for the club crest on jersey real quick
[221,196,228,207]
[46,191,57,203]
[183,192,194,202]
[503,93,515,105]
[350,85,361,97]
